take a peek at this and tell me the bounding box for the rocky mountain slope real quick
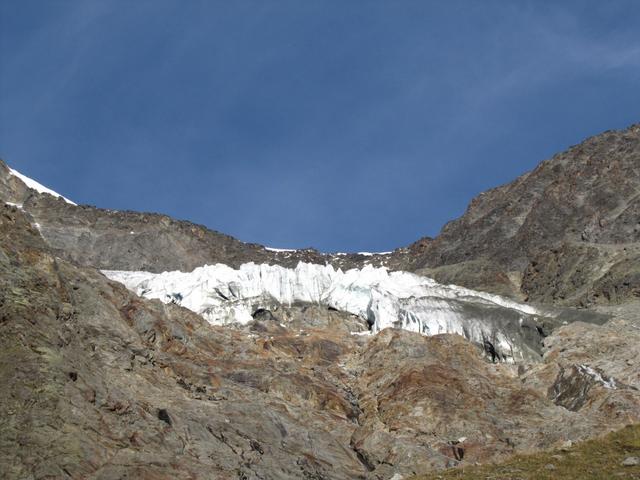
[416,423,640,480]
[0,159,392,274]
[1,123,640,479]
[399,124,640,306]
[2,205,638,479]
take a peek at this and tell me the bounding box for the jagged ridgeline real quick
[1,124,639,479]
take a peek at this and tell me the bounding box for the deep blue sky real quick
[1,1,639,252]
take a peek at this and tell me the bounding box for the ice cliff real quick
[104,262,553,362]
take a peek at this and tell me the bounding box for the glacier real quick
[104,262,553,362]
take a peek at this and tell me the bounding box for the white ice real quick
[104,262,541,360]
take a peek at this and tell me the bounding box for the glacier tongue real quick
[103,262,545,362]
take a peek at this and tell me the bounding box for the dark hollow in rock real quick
[157,408,172,425]
[252,308,276,321]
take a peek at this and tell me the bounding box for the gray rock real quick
[622,456,640,467]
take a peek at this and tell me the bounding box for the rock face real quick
[0,206,367,479]
[350,327,640,478]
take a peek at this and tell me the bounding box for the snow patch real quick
[578,364,617,390]
[8,168,76,205]
[265,247,297,253]
[350,330,372,336]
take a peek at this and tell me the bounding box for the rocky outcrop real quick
[522,308,640,421]
[349,328,639,478]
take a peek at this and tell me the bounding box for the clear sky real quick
[1,1,639,252]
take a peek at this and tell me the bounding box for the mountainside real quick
[2,124,640,479]
[416,424,640,480]
[402,124,640,306]
[4,124,639,309]
[0,159,393,274]
[2,205,638,478]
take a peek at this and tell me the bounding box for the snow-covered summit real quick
[104,262,547,361]
[8,167,76,205]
